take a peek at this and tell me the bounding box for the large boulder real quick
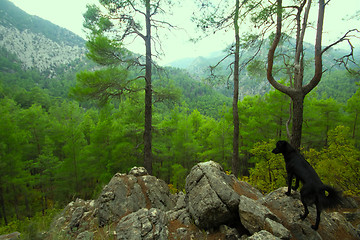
[185,161,263,229]
[116,208,168,240]
[47,198,97,239]
[238,195,280,235]
[260,187,359,240]
[96,167,175,226]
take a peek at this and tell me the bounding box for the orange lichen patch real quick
[116,174,134,197]
[232,180,259,200]
[206,232,226,240]
[321,224,358,240]
[167,220,191,240]
[137,176,152,209]
[167,220,205,240]
[167,220,229,240]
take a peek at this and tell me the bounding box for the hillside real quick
[0,0,230,117]
[0,0,86,77]
[169,38,360,101]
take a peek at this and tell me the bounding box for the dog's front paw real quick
[300,214,307,220]
[285,191,291,196]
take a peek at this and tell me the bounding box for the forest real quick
[0,0,360,237]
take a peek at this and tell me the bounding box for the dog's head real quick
[272,140,292,154]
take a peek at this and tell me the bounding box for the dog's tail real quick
[320,185,343,209]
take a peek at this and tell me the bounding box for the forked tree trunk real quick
[267,0,325,150]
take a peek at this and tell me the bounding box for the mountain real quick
[0,0,358,106]
[0,0,231,117]
[169,37,360,101]
[0,0,86,77]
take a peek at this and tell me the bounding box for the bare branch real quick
[322,29,360,54]
[128,0,146,16]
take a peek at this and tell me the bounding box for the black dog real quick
[272,140,342,230]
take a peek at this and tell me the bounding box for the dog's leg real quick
[300,201,309,220]
[292,177,299,191]
[311,200,321,230]
[286,173,293,196]
[300,190,309,220]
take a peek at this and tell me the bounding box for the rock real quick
[47,198,97,239]
[0,232,20,240]
[166,192,192,225]
[186,161,259,229]
[46,161,359,240]
[232,180,264,200]
[239,195,280,234]
[70,207,85,230]
[116,208,168,240]
[340,196,359,209]
[128,166,148,176]
[264,218,291,240]
[343,210,360,225]
[75,231,94,240]
[0,25,85,75]
[96,167,174,226]
[219,225,241,240]
[260,187,359,240]
[246,230,280,240]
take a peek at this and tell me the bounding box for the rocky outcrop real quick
[116,208,168,240]
[0,25,85,75]
[46,161,359,240]
[96,166,174,227]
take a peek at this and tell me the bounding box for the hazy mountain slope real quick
[0,0,86,77]
[169,38,359,101]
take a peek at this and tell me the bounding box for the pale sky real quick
[8,0,360,65]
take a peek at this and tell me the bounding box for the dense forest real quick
[0,0,360,237]
[1,50,359,226]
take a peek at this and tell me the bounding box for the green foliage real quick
[170,164,188,191]
[304,126,360,195]
[85,35,130,66]
[83,4,113,35]
[248,140,287,193]
[72,67,134,105]
[0,208,61,239]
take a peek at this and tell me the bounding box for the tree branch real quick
[267,0,295,96]
[303,0,325,95]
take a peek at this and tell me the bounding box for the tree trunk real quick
[352,112,358,139]
[144,0,153,175]
[232,0,240,177]
[0,186,7,225]
[290,93,305,149]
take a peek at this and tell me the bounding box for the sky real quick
[8,0,360,65]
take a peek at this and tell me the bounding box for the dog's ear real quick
[283,141,294,152]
